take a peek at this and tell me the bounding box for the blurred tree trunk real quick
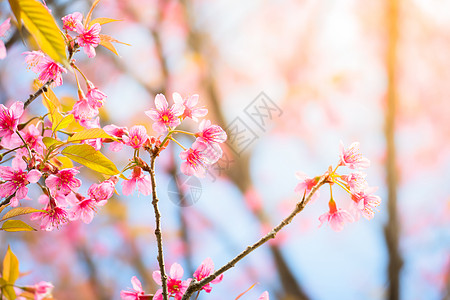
[384,0,403,299]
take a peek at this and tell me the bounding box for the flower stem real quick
[148,154,169,300]
[169,137,187,150]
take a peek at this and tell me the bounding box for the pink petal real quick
[27,170,42,183]
[11,101,24,119]
[155,94,168,111]
[171,103,185,116]
[211,274,223,284]
[137,176,152,196]
[152,271,162,285]
[170,263,184,280]
[0,18,11,36]
[153,289,163,300]
[130,276,143,292]
[259,291,270,300]
[172,92,183,104]
[16,186,28,200]
[144,109,159,121]
[186,94,199,107]
[121,179,136,196]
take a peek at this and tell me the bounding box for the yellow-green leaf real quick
[42,137,63,149]
[68,128,114,142]
[33,80,61,110]
[0,204,10,215]
[1,220,36,232]
[99,39,119,56]
[61,144,119,175]
[3,246,19,285]
[53,156,74,169]
[18,0,68,67]
[52,113,74,133]
[1,207,44,221]
[1,285,16,300]
[88,17,120,28]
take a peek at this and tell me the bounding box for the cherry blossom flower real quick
[45,167,82,195]
[339,141,370,169]
[86,81,107,109]
[350,187,381,220]
[75,23,101,58]
[0,101,23,148]
[31,205,69,231]
[0,160,41,207]
[145,94,184,133]
[180,140,213,178]
[153,263,191,300]
[24,51,67,86]
[318,200,354,232]
[61,12,82,31]
[196,120,227,144]
[120,276,150,300]
[71,93,99,122]
[341,172,368,194]
[69,196,98,224]
[294,172,320,202]
[104,124,128,152]
[0,18,11,59]
[259,291,270,300]
[88,177,117,205]
[173,93,207,122]
[122,125,148,149]
[193,258,223,293]
[122,167,152,196]
[23,281,54,300]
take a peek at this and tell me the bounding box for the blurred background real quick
[0,0,449,299]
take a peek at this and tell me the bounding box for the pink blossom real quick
[339,141,370,169]
[0,18,11,59]
[173,93,207,122]
[0,161,41,207]
[120,276,150,300]
[259,291,270,300]
[350,187,381,220]
[318,200,354,232]
[193,258,223,293]
[0,101,24,148]
[153,263,191,300]
[75,23,101,58]
[145,94,184,133]
[38,191,71,208]
[31,205,69,231]
[24,51,67,86]
[122,167,152,196]
[79,117,103,150]
[86,81,107,109]
[180,140,213,178]
[196,120,227,144]
[104,124,128,152]
[71,94,99,122]
[341,172,368,194]
[69,197,97,224]
[61,12,82,31]
[45,168,82,195]
[294,172,320,202]
[122,125,148,149]
[88,177,117,205]
[24,281,54,300]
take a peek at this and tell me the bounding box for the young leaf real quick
[33,80,61,110]
[17,0,68,67]
[61,144,119,175]
[42,137,63,149]
[234,283,257,300]
[1,285,16,300]
[85,0,102,27]
[1,207,44,221]
[7,0,22,29]
[3,246,19,285]
[52,156,74,169]
[99,34,130,56]
[1,220,37,232]
[0,203,10,215]
[88,17,120,28]
[68,128,114,142]
[52,114,75,133]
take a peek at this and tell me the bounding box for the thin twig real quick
[148,154,169,300]
[181,174,329,299]
[23,80,54,110]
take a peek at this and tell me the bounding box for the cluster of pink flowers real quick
[145,93,227,178]
[24,51,67,87]
[121,258,223,300]
[296,141,381,232]
[62,12,101,58]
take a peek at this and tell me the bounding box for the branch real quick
[23,80,54,110]
[148,154,169,300]
[181,174,329,299]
